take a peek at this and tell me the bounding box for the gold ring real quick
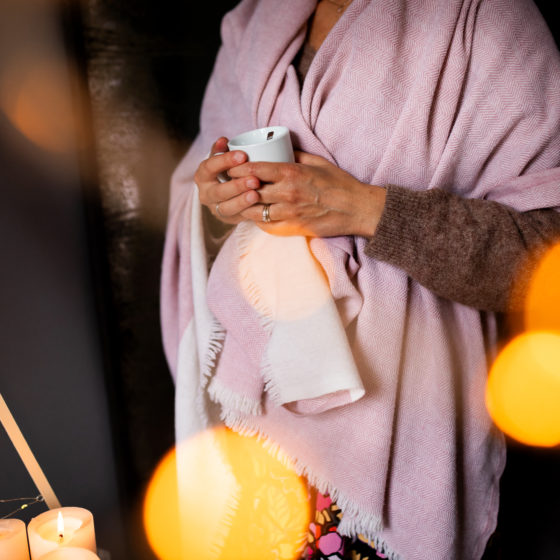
[262,204,271,223]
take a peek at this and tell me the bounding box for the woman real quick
[161,1,560,558]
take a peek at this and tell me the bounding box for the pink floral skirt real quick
[302,491,388,560]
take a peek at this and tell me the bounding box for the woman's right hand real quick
[194,137,261,225]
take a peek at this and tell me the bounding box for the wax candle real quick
[0,518,30,560]
[27,507,96,559]
[41,548,100,559]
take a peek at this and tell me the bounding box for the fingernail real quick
[233,151,246,163]
[246,190,258,204]
[247,177,259,189]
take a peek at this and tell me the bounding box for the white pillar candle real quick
[0,518,30,560]
[41,547,100,559]
[27,507,97,559]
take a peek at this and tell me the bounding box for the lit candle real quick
[27,507,97,559]
[0,519,30,560]
[41,548,100,559]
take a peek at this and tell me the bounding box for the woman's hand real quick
[228,151,387,238]
[194,137,261,225]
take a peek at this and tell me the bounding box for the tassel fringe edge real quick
[220,411,403,560]
[208,378,263,415]
[196,316,227,428]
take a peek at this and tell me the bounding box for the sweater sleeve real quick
[365,185,560,312]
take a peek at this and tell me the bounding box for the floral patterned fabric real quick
[302,492,388,560]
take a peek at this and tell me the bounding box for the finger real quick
[227,161,293,183]
[203,150,248,181]
[215,189,260,218]
[211,176,261,203]
[240,202,284,224]
[294,150,328,166]
[240,203,307,236]
[210,137,229,156]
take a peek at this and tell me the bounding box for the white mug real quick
[217,126,294,182]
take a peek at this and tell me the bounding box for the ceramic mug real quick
[216,126,294,182]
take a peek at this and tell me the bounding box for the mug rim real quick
[228,126,289,148]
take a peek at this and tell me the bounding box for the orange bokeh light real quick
[485,332,560,447]
[525,243,560,333]
[143,446,182,560]
[0,57,79,153]
[238,229,332,322]
[143,427,310,560]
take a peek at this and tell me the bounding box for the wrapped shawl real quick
[161,1,560,558]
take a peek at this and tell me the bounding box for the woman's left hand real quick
[227,151,386,238]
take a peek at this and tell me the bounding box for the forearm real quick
[366,185,560,312]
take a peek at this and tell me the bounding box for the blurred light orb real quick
[525,243,560,333]
[143,446,182,560]
[486,332,560,447]
[0,57,78,153]
[143,427,310,560]
[238,230,332,322]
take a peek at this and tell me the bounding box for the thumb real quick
[211,136,229,156]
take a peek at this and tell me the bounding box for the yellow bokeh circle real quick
[525,243,560,333]
[485,332,560,447]
[143,427,310,560]
[143,446,182,560]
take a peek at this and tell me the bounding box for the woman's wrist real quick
[353,182,387,238]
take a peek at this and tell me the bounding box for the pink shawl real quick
[161,1,560,558]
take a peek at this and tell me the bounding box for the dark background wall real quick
[0,1,127,557]
[1,1,559,559]
[0,0,236,558]
[0,112,127,557]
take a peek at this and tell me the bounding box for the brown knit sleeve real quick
[365,185,560,312]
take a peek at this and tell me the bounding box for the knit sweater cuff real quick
[363,184,560,313]
[365,184,431,267]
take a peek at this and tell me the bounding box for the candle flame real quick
[57,511,64,541]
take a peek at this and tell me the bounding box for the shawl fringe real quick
[220,412,398,559]
[197,316,227,423]
[208,378,263,416]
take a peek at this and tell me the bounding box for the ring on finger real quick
[262,203,271,223]
[215,202,224,218]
